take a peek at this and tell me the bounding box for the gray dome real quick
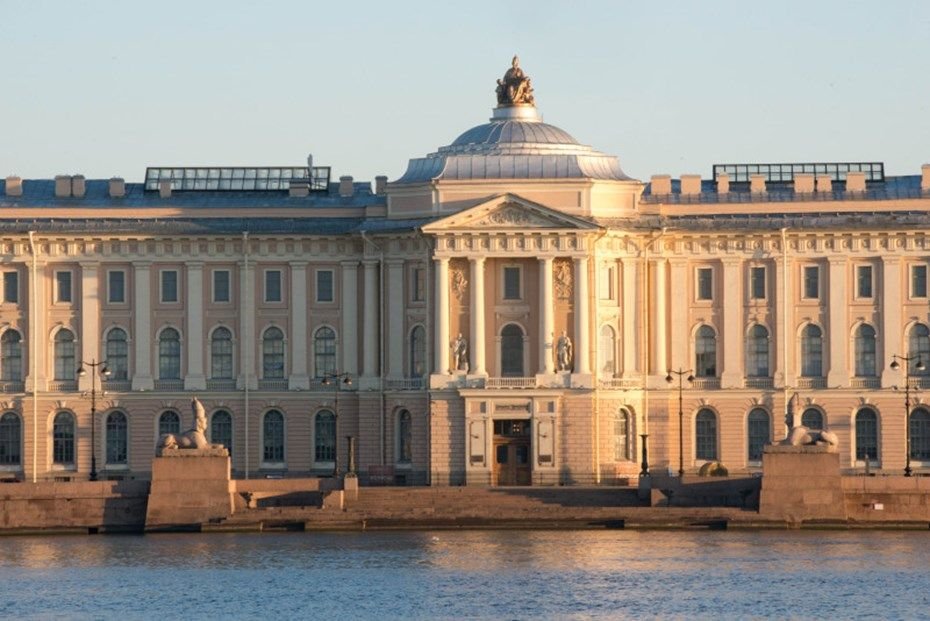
[449,120,579,149]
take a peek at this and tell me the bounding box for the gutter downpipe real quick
[360,231,386,467]
[641,226,667,473]
[420,231,432,486]
[781,227,790,436]
[243,232,250,479]
[28,232,38,483]
[591,229,607,485]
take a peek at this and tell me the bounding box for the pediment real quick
[421,194,600,233]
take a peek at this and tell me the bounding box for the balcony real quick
[385,378,426,391]
[598,378,642,390]
[797,377,826,389]
[908,377,930,389]
[486,377,536,389]
[102,380,131,392]
[0,381,25,393]
[153,379,184,391]
[850,377,880,389]
[257,379,289,391]
[206,379,237,391]
[47,380,78,393]
[744,377,774,389]
[690,378,720,390]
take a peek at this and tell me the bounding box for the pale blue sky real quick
[2,1,929,183]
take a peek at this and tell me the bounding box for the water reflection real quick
[0,530,928,619]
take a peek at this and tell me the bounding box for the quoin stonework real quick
[2,58,930,487]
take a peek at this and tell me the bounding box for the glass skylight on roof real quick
[144,166,331,192]
[712,162,884,184]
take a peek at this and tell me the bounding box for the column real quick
[773,256,788,389]
[469,257,486,375]
[237,259,256,390]
[130,262,153,391]
[288,261,309,389]
[621,258,638,377]
[539,257,554,374]
[340,261,359,376]
[721,259,742,388]
[573,257,590,375]
[651,259,667,378]
[78,262,100,392]
[881,257,902,387]
[668,259,688,372]
[434,257,450,374]
[826,257,848,388]
[386,260,405,379]
[184,262,206,390]
[361,260,379,380]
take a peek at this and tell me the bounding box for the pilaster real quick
[361,260,380,389]
[78,262,100,391]
[130,262,153,391]
[184,261,206,390]
[341,261,359,377]
[237,259,257,390]
[721,259,742,388]
[433,257,450,377]
[572,256,592,386]
[668,259,688,373]
[881,257,903,387]
[620,258,638,378]
[469,257,487,376]
[386,259,405,379]
[539,257,554,375]
[826,257,848,388]
[288,261,309,390]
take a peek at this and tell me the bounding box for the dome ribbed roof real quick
[450,120,579,149]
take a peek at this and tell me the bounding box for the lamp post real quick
[321,372,352,477]
[77,358,110,482]
[666,368,694,478]
[890,354,925,476]
[639,433,649,476]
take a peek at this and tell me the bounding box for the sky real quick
[2,0,929,183]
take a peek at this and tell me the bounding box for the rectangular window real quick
[411,267,425,302]
[912,265,928,298]
[749,266,766,300]
[599,265,615,300]
[696,267,713,301]
[213,270,230,303]
[503,266,521,300]
[2,272,17,303]
[856,265,873,299]
[803,265,820,299]
[108,270,125,304]
[316,269,334,302]
[265,269,282,302]
[160,270,178,303]
[55,271,72,303]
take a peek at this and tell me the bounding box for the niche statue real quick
[451,333,469,372]
[556,331,573,372]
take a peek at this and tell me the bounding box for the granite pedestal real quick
[759,444,846,522]
[144,448,234,531]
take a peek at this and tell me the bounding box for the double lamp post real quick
[321,372,353,477]
[890,353,925,477]
[77,358,110,482]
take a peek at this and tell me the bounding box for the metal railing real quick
[850,377,881,389]
[153,379,184,391]
[797,377,826,389]
[0,381,25,393]
[205,379,237,391]
[744,377,774,389]
[385,378,426,391]
[486,377,537,389]
[257,379,289,391]
[598,378,642,390]
[102,380,131,392]
[690,378,720,390]
[47,380,78,393]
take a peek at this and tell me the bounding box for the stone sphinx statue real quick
[780,425,839,447]
[156,397,223,453]
[496,55,535,106]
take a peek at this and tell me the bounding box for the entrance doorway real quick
[492,419,531,486]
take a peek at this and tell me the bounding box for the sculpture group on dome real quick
[496,56,535,106]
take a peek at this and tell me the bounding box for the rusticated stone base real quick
[144,453,234,531]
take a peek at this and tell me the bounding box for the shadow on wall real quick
[649,475,761,509]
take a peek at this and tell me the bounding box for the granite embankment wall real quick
[0,481,150,532]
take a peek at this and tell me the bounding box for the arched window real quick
[158,328,181,380]
[855,408,879,462]
[854,324,877,377]
[695,409,718,461]
[1,330,23,382]
[500,324,525,377]
[801,408,824,431]
[409,326,426,378]
[0,412,21,466]
[262,327,285,379]
[314,410,336,463]
[908,324,930,376]
[801,325,823,377]
[158,411,180,436]
[910,408,930,460]
[745,325,770,378]
[263,409,285,463]
[53,412,75,466]
[211,410,232,455]
[314,327,336,378]
[105,411,128,465]
[747,408,770,462]
[599,325,616,376]
[211,327,233,379]
[106,328,129,381]
[397,409,412,464]
[613,409,630,461]
[54,329,76,380]
[695,326,717,377]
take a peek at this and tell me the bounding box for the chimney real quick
[794,174,815,194]
[159,180,172,198]
[750,174,766,194]
[339,175,354,197]
[846,171,866,193]
[680,174,702,196]
[650,175,672,196]
[108,177,125,198]
[716,173,729,195]
[289,180,309,198]
[55,175,72,198]
[4,176,22,197]
[816,175,832,193]
[71,175,86,198]
[921,164,930,191]
[375,175,388,195]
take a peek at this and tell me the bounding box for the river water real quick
[1,529,928,619]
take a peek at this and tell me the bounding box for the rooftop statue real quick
[496,56,535,106]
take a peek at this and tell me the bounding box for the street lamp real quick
[321,372,352,476]
[77,358,110,482]
[890,354,925,476]
[666,368,694,478]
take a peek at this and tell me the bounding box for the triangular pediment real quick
[421,194,601,233]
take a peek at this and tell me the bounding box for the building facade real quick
[2,60,930,485]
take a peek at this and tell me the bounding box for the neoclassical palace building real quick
[2,59,930,485]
